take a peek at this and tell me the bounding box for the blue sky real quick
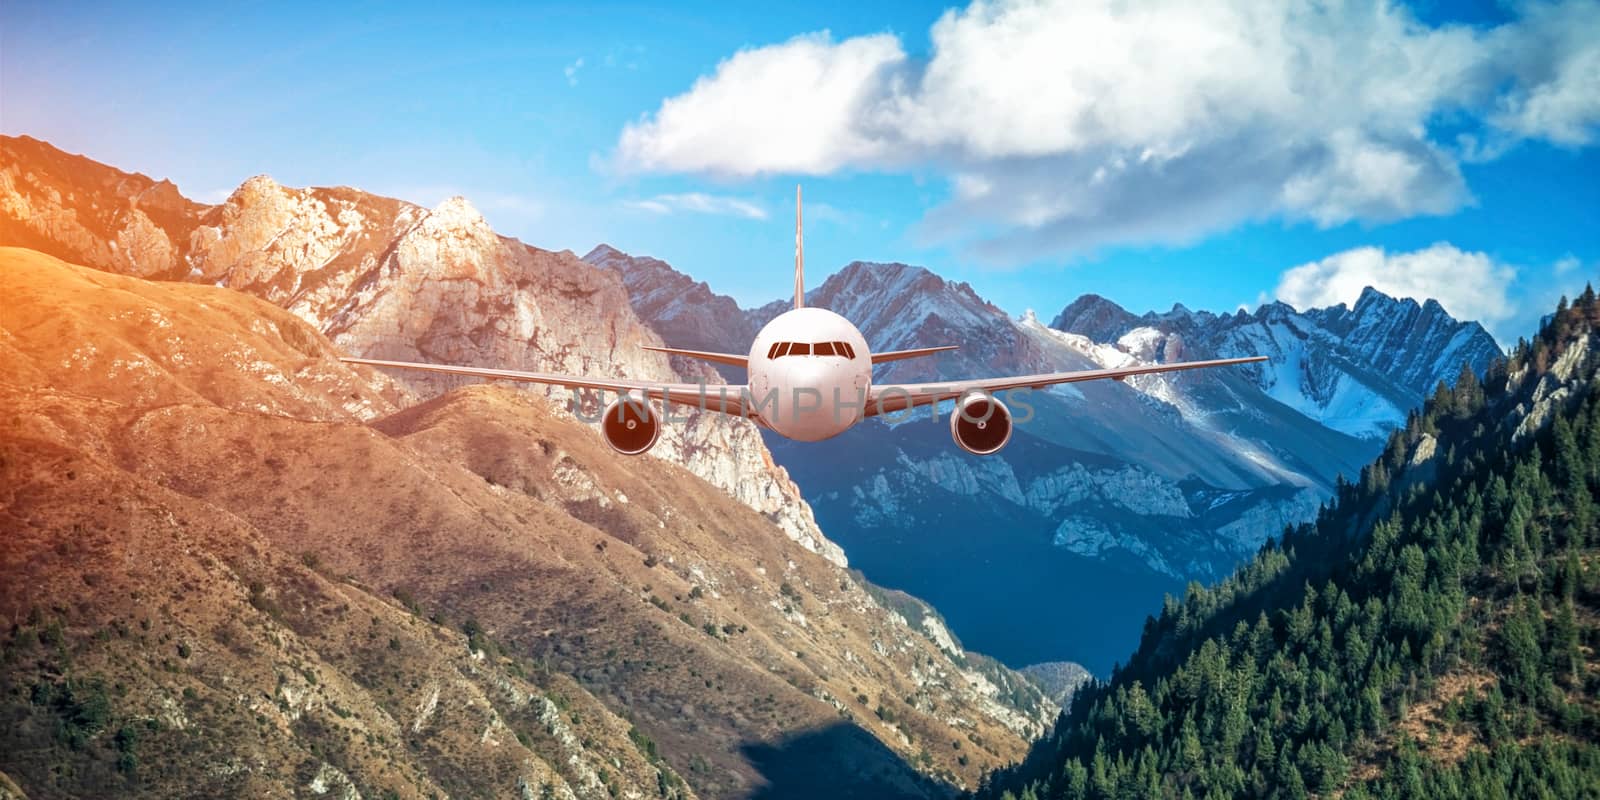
[4,0,1596,344]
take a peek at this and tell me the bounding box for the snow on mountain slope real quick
[586,248,1417,671]
[1053,291,1502,441]
[1308,287,1504,397]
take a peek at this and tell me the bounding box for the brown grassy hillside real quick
[0,247,1048,799]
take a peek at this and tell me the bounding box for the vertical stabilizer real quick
[794,185,804,310]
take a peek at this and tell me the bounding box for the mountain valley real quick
[585,245,1500,673]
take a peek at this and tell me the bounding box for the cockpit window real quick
[766,341,857,358]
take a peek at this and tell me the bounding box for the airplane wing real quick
[871,345,959,364]
[339,357,751,417]
[864,356,1268,417]
[640,345,748,368]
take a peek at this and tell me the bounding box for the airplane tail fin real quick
[794,184,804,310]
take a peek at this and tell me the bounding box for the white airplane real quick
[342,188,1265,456]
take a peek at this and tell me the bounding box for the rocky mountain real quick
[1016,663,1093,709]
[587,244,757,358]
[979,286,1600,800]
[0,246,1052,799]
[0,135,205,280]
[1053,288,1504,440]
[0,134,838,566]
[585,247,1496,675]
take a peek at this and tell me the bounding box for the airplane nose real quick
[767,357,860,441]
[783,358,828,387]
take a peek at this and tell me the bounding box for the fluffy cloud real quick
[1482,1,1600,149]
[623,192,768,219]
[617,33,905,176]
[1274,243,1516,326]
[614,0,1600,260]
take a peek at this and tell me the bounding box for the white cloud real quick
[1483,1,1600,148]
[623,192,768,220]
[565,57,585,87]
[1274,243,1516,327]
[617,32,905,176]
[614,0,1600,260]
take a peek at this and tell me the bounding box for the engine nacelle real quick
[601,397,660,455]
[949,393,1012,455]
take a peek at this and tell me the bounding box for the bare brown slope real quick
[0,248,1048,798]
[0,414,686,799]
[1,247,690,799]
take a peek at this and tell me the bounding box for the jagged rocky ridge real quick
[0,134,839,566]
[1054,289,1503,440]
[585,245,1499,674]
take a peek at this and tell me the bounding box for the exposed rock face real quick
[1050,294,1140,343]
[585,243,756,355]
[1308,288,1505,399]
[1511,331,1599,442]
[0,135,840,566]
[1018,662,1093,707]
[0,135,203,279]
[1054,288,1504,441]
[186,176,418,313]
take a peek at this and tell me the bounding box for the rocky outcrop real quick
[1510,331,1599,442]
[0,136,203,279]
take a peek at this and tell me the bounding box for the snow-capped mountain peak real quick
[1052,286,1502,441]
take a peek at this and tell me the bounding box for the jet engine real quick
[601,396,660,455]
[949,393,1012,455]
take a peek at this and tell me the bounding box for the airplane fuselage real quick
[746,307,873,441]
